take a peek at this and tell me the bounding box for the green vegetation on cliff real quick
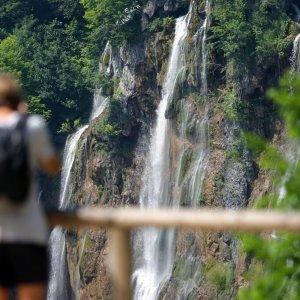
[81,0,144,52]
[211,0,292,64]
[239,73,300,299]
[0,0,95,141]
[211,0,252,60]
[0,0,143,140]
[0,0,149,143]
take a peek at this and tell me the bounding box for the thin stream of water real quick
[291,33,300,72]
[47,44,111,298]
[47,125,88,300]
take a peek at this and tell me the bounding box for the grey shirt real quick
[0,113,55,245]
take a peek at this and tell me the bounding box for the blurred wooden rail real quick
[46,208,300,300]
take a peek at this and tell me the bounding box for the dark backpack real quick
[0,115,31,204]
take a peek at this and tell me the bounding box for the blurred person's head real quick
[0,73,24,110]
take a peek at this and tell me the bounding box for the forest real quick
[0,0,148,146]
[2,0,300,299]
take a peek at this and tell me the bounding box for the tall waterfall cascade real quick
[133,1,210,298]
[187,0,210,207]
[173,1,210,298]
[133,11,192,300]
[47,125,88,300]
[47,44,111,299]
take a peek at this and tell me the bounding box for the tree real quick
[211,0,253,61]
[81,0,143,54]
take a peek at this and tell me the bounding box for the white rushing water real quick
[133,2,211,298]
[173,2,210,298]
[200,0,210,96]
[179,105,209,208]
[188,0,210,207]
[133,10,191,300]
[90,89,109,121]
[47,125,88,300]
[291,33,300,73]
[48,78,110,300]
[60,126,89,208]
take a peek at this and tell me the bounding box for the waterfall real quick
[47,125,88,300]
[176,104,209,208]
[47,60,110,299]
[133,10,191,300]
[133,1,211,298]
[291,33,300,73]
[200,0,210,96]
[48,95,108,299]
[193,0,210,93]
[90,89,109,121]
[60,126,89,208]
[173,2,210,298]
[188,0,210,207]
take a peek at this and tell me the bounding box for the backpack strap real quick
[16,114,28,132]
[15,114,29,144]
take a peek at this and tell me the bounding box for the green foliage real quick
[211,0,252,60]
[187,93,204,106]
[81,0,143,52]
[0,34,30,77]
[245,133,288,181]
[252,1,290,64]
[97,184,104,198]
[211,0,292,64]
[268,73,300,138]
[97,72,114,96]
[100,123,121,137]
[147,17,175,33]
[221,88,244,122]
[0,0,96,141]
[224,149,239,160]
[239,233,300,300]
[47,0,85,21]
[27,96,52,119]
[58,118,81,134]
[239,73,300,299]
[0,0,50,38]
[203,257,234,295]
[58,119,72,134]
[95,112,121,138]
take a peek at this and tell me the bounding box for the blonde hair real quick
[0,73,24,110]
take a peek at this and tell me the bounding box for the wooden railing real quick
[47,208,300,300]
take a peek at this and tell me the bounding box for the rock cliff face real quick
[62,0,297,298]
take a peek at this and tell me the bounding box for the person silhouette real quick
[0,73,60,300]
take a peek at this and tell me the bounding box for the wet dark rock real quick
[165,103,176,119]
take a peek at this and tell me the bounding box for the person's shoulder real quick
[26,114,48,133]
